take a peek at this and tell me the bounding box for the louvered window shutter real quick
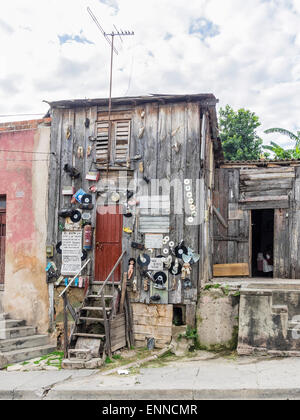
[114,120,131,161]
[96,121,109,162]
[96,119,131,164]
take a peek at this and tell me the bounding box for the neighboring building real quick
[45,94,221,352]
[213,159,300,278]
[0,118,52,333]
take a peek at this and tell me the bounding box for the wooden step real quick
[87,295,114,299]
[81,307,111,311]
[73,333,105,339]
[79,317,104,322]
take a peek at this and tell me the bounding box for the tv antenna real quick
[87,7,134,170]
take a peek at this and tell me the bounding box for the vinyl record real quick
[137,253,151,267]
[153,271,167,285]
[70,210,82,223]
[81,194,92,205]
[81,249,88,261]
[175,243,188,259]
[169,261,182,276]
[56,241,62,254]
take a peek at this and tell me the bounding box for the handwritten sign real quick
[148,258,164,271]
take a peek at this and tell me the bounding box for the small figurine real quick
[128,258,136,280]
[181,262,192,280]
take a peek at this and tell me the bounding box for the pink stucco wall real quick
[0,119,51,332]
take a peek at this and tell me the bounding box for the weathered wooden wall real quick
[213,164,300,279]
[131,303,173,348]
[48,101,217,328]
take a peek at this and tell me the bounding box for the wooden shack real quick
[46,94,221,352]
[213,160,300,279]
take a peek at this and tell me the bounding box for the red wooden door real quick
[0,210,6,285]
[95,205,123,282]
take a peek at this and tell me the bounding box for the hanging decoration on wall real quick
[169,258,182,276]
[128,258,136,280]
[182,248,200,265]
[81,194,93,205]
[174,242,188,259]
[56,241,63,255]
[181,262,191,280]
[81,249,88,261]
[64,164,80,179]
[77,146,84,159]
[70,210,82,223]
[153,271,167,290]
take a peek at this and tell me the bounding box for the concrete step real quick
[0,319,26,329]
[0,344,56,368]
[0,326,36,340]
[0,314,9,321]
[0,334,50,352]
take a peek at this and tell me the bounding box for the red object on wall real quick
[83,224,92,250]
[95,206,123,282]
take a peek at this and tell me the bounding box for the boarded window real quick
[96,120,131,164]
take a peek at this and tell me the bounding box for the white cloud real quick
[0,0,299,149]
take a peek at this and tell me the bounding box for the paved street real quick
[1,356,300,400]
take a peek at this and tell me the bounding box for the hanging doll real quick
[128,258,136,280]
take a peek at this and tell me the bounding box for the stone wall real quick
[238,286,300,356]
[196,287,240,350]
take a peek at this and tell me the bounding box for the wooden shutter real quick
[96,120,131,163]
[114,120,130,161]
[96,121,109,162]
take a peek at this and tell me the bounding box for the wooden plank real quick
[240,173,295,181]
[240,167,294,175]
[240,179,293,192]
[213,206,228,228]
[241,200,289,210]
[132,315,173,327]
[134,324,172,336]
[134,333,171,341]
[213,263,249,277]
[239,195,289,203]
[131,303,173,319]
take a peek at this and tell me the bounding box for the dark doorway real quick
[251,209,274,278]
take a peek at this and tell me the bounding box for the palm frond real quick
[264,128,299,142]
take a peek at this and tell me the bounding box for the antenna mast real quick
[87,7,134,170]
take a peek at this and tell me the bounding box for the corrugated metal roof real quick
[221,159,300,166]
[44,93,218,109]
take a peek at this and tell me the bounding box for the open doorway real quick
[251,209,274,278]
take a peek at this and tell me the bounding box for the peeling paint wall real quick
[0,119,51,333]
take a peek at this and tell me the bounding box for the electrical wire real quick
[0,158,49,162]
[0,113,45,117]
[0,149,55,155]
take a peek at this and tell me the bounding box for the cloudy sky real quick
[0,0,299,147]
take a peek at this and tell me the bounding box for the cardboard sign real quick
[148,258,164,271]
[145,234,163,249]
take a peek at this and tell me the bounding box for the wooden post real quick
[102,292,112,357]
[120,272,128,313]
[63,293,69,358]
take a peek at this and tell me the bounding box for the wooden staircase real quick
[61,252,134,368]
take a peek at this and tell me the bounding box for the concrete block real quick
[196,288,239,349]
[68,349,92,361]
[85,358,103,369]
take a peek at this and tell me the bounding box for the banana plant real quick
[264,128,300,147]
